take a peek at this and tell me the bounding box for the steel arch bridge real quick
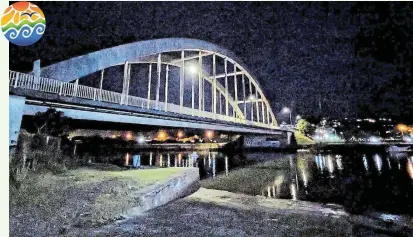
[9,38,280,136]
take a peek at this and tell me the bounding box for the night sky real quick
[9,2,413,123]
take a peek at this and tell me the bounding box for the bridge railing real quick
[9,70,276,129]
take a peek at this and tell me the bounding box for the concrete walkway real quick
[76,188,413,237]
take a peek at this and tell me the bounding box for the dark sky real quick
[9,2,413,123]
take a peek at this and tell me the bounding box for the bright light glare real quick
[206,130,214,139]
[282,107,291,114]
[187,64,198,74]
[157,130,168,140]
[397,124,408,132]
[368,136,381,144]
[248,94,255,101]
[137,135,145,144]
[125,132,133,140]
[177,131,184,138]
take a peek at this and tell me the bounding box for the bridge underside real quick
[9,93,288,146]
[23,103,283,135]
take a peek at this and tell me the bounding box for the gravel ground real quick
[73,188,413,237]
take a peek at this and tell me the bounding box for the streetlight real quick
[125,131,133,140]
[177,131,184,139]
[187,64,198,75]
[157,130,167,141]
[206,130,214,141]
[282,107,292,125]
[397,124,408,137]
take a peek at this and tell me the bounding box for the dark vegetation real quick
[10,108,75,189]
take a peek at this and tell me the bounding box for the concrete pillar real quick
[224,59,229,116]
[147,64,152,109]
[191,67,195,115]
[98,69,104,101]
[9,95,26,146]
[234,64,238,104]
[249,80,253,121]
[287,131,292,145]
[212,54,217,115]
[261,101,265,124]
[121,61,130,105]
[255,88,260,122]
[156,54,161,107]
[164,65,169,111]
[198,52,203,113]
[180,50,185,111]
[242,73,246,119]
[33,60,41,77]
[73,79,79,97]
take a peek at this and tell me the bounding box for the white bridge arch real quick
[11,38,278,129]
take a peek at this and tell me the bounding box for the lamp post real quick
[282,107,292,125]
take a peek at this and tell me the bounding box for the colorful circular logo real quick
[1,2,46,46]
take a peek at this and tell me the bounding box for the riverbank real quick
[77,188,413,236]
[9,164,198,237]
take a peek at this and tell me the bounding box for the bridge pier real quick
[9,95,26,146]
[243,131,295,149]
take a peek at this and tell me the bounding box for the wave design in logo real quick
[1,2,46,46]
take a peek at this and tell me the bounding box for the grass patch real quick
[295,132,315,145]
[10,166,185,236]
[65,167,182,187]
[201,159,290,196]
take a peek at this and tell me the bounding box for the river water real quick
[105,147,413,217]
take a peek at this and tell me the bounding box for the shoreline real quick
[80,188,413,237]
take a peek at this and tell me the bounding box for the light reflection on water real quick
[257,151,413,216]
[103,149,413,215]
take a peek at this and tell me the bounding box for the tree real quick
[33,108,72,137]
[297,119,311,135]
[31,108,72,169]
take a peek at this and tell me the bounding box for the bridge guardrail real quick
[9,70,276,129]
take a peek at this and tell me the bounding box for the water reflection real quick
[408,157,413,180]
[118,151,232,179]
[374,154,382,173]
[336,155,343,171]
[249,151,412,215]
[363,154,369,172]
[109,148,413,215]
[326,155,334,176]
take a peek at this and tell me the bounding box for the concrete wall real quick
[9,95,26,146]
[124,168,199,218]
[244,131,294,148]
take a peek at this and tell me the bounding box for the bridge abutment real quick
[9,95,26,146]
[243,131,296,149]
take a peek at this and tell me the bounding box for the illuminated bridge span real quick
[9,38,290,145]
